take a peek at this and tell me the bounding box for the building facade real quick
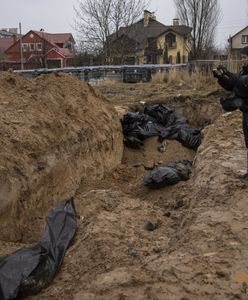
[108,11,192,65]
[228,26,248,60]
[3,30,76,69]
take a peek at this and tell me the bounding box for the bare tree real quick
[74,0,149,62]
[74,0,112,55]
[110,0,149,35]
[174,0,221,59]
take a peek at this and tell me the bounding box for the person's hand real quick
[212,69,222,78]
[217,64,229,75]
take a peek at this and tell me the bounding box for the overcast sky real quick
[1,0,247,48]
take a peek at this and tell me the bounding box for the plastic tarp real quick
[121,104,201,149]
[0,199,77,300]
[144,160,192,189]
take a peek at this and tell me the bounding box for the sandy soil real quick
[0,72,123,242]
[1,75,248,300]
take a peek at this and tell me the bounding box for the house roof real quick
[230,25,248,39]
[57,48,74,57]
[164,25,192,36]
[32,31,75,44]
[108,18,191,47]
[0,38,14,53]
[108,19,167,44]
[46,47,74,58]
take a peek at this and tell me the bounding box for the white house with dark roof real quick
[228,26,248,60]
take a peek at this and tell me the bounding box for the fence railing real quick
[8,60,244,83]
[189,59,242,73]
[13,64,187,83]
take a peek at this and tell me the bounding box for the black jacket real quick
[218,65,248,98]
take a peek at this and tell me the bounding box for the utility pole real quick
[19,22,24,70]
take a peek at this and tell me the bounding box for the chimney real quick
[144,10,156,27]
[173,18,179,26]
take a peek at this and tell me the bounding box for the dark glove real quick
[212,69,222,78]
[217,64,230,76]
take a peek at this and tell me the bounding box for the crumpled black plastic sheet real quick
[0,199,77,300]
[144,160,192,189]
[121,104,201,149]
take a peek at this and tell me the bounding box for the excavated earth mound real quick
[0,72,123,242]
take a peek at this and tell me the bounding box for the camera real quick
[212,69,220,78]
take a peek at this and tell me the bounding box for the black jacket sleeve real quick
[217,72,239,91]
[233,75,248,98]
[237,75,248,87]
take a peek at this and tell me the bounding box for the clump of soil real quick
[0,71,123,242]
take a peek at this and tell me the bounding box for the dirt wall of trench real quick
[0,72,123,242]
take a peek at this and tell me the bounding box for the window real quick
[66,42,72,49]
[36,42,43,51]
[22,43,28,52]
[147,38,157,49]
[165,33,176,48]
[55,43,63,48]
[242,35,248,44]
[29,43,35,51]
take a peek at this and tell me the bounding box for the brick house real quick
[4,30,76,69]
[107,10,192,65]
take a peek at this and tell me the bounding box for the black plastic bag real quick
[122,112,155,137]
[176,127,202,149]
[144,160,192,189]
[0,198,77,300]
[144,104,187,126]
[121,104,201,149]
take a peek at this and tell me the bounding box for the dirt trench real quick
[28,111,248,300]
[1,77,248,300]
